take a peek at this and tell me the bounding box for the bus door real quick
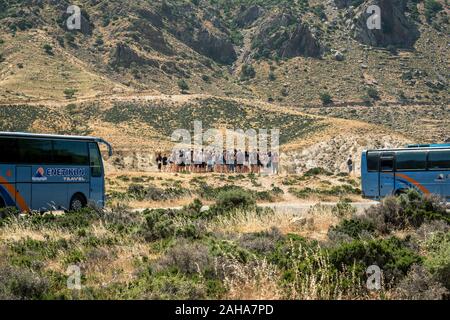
[88,143,104,207]
[364,151,381,199]
[428,149,450,201]
[15,166,31,211]
[379,153,395,197]
[434,173,447,199]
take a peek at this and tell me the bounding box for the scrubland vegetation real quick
[0,189,448,300]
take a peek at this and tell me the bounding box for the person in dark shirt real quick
[156,153,163,172]
[347,155,353,174]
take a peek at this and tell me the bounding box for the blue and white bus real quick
[0,132,112,212]
[361,145,450,200]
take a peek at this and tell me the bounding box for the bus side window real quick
[0,138,18,164]
[428,150,450,170]
[367,152,380,172]
[380,158,394,172]
[89,143,102,177]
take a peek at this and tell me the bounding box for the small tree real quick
[177,79,189,93]
[367,87,380,101]
[240,64,256,81]
[43,44,53,55]
[201,74,210,83]
[424,0,443,22]
[64,88,77,99]
[268,71,276,81]
[320,92,333,106]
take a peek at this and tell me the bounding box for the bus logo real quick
[32,167,48,182]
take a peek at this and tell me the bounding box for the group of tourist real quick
[155,149,280,174]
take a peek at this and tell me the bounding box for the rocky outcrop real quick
[137,8,164,28]
[352,0,419,48]
[252,12,322,59]
[176,28,237,65]
[127,19,173,55]
[235,5,265,27]
[109,43,158,68]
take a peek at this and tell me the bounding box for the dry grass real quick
[207,204,339,242]
[207,209,302,235]
[0,221,73,242]
[296,204,341,242]
[221,257,284,300]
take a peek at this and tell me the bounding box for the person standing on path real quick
[347,155,354,175]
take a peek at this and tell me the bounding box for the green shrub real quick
[332,199,357,217]
[424,0,443,22]
[26,208,101,230]
[141,209,177,241]
[319,92,333,106]
[329,237,422,282]
[201,74,211,83]
[269,234,311,271]
[177,79,189,92]
[209,239,253,264]
[8,237,70,269]
[157,240,213,275]
[64,88,77,99]
[290,185,360,199]
[126,184,190,202]
[394,264,448,300]
[304,167,333,177]
[0,264,49,300]
[364,190,449,233]
[239,227,283,255]
[329,218,375,240]
[423,232,450,290]
[43,44,53,55]
[367,87,380,100]
[0,207,20,226]
[210,188,256,215]
[240,64,256,81]
[268,71,276,81]
[132,270,209,299]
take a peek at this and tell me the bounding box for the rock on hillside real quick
[252,12,322,59]
[235,5,266,27]
[109,43,157,68]
[352,0,420,48]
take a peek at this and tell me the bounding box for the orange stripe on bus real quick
[0,176,30,212]
[396,173,430,195]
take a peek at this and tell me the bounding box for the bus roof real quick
[0,131,100,141]
[0,131,113,156]
[407,143,450,148]
[364,146,450,153]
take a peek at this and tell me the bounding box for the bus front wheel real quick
[69,194,87,211]
[0,197,5,209]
